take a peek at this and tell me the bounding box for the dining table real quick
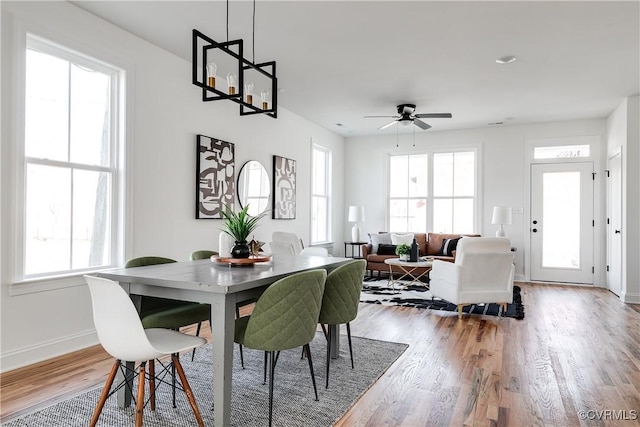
[97,253,353,426]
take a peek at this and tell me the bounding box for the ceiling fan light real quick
[399,118,413,127]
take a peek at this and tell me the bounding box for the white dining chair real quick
[300,247,330,257]
[84,275,206,427]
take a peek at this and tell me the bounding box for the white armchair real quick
[429,237,515,319]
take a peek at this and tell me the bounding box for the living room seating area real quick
[362,232,481,278]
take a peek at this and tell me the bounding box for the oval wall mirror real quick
[237,160,271,216]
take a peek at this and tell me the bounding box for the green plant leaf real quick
[220,204,267,242]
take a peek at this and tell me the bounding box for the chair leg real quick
[304,344,319,401]
[346,322,354,369]
[172,354,205,427]
[239,344,245,369]
[268,351,276,427]
[457,305,464,319]
[90,359,120,427]
[172,353,177,408]
[149,359,156,411]
[135,362,146,427]
[263,351,268,385]
[191,322,202,362]
[325,325,332,388]
[320,323,328,340]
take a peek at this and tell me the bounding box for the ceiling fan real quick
[364,104,452,130]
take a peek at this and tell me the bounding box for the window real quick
[311,144,331,244]
[534,145,590,159]
[19,34,124,280]
[432,152,475,233]
[389,151,476,233]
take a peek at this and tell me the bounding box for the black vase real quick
[231,241,251,258]
[410,238,419,262]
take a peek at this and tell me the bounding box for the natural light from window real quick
[22,37,120,279]
[389,151,476,233]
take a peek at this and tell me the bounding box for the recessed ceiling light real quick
[496,55,517,64]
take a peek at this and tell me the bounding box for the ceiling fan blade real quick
[414,113,453,119]
[413,119,432,130]
[364,115,400,118]
[378,120,399,130]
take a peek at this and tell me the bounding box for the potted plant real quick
[395,244,411,261]
[220,205,267,258]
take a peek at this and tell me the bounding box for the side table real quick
[344,241,367,258]
[384,258,433,289]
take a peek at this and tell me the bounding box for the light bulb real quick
[261,90,270,110]
[245,82,254,105]
[206,62,217,88]
[227,72,237,95]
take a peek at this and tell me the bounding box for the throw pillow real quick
[377,244,397,255]
[369,233,392,254]
[439,237,461,256]
[391,233,414,246]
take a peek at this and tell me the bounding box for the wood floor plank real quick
[2,283,640,426]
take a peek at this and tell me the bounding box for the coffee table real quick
[384,258,433,289]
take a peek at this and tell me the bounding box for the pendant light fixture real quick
[192,0,277,118]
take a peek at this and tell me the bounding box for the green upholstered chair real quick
[319,259,366,388]
[189,250,218,261]
[125,257,210,331]
[234,269,327,427]
[125,256,211,405]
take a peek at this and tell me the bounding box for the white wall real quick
[0,1,344,371]
[606,95,640,303]
[344,119,608,282]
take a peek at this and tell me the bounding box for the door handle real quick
[615,230,621,234]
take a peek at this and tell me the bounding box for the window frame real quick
[10,31,128,291]
[310,142,332,245]
[387,147,479,233]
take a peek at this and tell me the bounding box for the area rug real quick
[2,333,407,427]
[361,280,525,319]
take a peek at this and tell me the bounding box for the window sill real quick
[10,268,112,296]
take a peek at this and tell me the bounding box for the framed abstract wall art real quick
[272,155,296,219]
[195,134,235,219]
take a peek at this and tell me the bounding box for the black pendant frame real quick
[192,29,277,119]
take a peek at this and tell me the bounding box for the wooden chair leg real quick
[172,355,204,427]
[148,360,156,411]
[90,359,120,427]
[457,305,464,319]
[135,362,146,427]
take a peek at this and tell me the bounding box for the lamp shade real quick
[491,206,512,225]
[348,206,365,222]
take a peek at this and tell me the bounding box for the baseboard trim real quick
[621,292,640,304]
[0,329,98,373]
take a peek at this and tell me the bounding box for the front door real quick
[607,152,622,295]
[530,162,594,284]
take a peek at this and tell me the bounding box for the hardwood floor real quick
[2,283,639,426]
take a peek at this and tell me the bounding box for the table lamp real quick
[348,205,365,242]
[491,206,512,237]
